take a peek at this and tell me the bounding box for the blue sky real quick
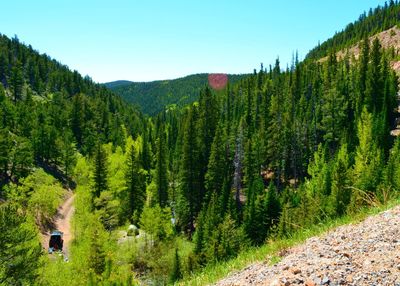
[1,0,387,83]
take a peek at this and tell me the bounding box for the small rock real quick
[314,277,322,284]
[292,268,301,275]
[293,278,304,284]
[282,265,289,271]
[280,277,290,286]
[346,275,353,283]
[363,260,371,267]
[305,280,316,286]
[322,276,330,285]
[269,279,282,286]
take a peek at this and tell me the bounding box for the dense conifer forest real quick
[2,1,400,285]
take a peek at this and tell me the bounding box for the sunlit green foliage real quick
[0,203,42,285]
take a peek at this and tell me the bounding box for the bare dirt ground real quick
[216,205,400,286]
[42,192,75,256]
[319,26,400,73]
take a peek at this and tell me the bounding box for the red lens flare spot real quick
[208,73,228,90]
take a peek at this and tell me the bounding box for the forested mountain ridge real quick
[0,33,147,284]
[105,73,247,115]
[0,33,145,158]
[103,80,133,89]
[307,0,400,60]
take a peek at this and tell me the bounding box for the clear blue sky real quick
[1,0,387,83]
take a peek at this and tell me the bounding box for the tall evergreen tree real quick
[125,144,145,223]
[365,38,382,112]
[141,130,151,171]
[198,87,219,201]
[352,108,384,207]
[358,38,370,113]
[155,124,168,207]
[177,106,201,233]
[170,248,183,283]
[10,60,24,104]
[205,122,227,197]
[0,204,42,285]
[93,143,108,198]
[88,228,106,276]
[330,143,351,216]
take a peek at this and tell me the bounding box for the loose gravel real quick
[216,206,400,286]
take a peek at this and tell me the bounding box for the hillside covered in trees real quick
[105,73,246,115]
[0,33,146,284]
[307,0,400,59]
[2,1,400,286]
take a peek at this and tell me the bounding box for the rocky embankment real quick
[216,206,400,286]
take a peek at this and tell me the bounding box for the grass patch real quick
[178,198,400,286]
[268,255,282,266]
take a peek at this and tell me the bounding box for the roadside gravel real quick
[216,206,400,286]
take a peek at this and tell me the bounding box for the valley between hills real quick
[2,2,400,286]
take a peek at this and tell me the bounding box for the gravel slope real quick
[216,206,400,286]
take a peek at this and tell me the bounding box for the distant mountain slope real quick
[105,73,247,115]
[104,80,133,89]
[306,1,400,60]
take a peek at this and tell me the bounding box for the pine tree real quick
[93,143,108,198]
[385,138,400,192]
[0,128,11,177]
[264,183,281,231]
[358,38,370,113]
[198,87,219,162]
[32,111,47,161]
[321,84,346,153]
[125,144,145,223]
[278,202,291,238]
[88,228,106,276]
[71,94,84,148]
[198,86,219,201]
[177,106,201,233]
[205,122,227,197]
[58,130,77,178]
[10,60,24,104]
[10,135,33,178]
[155,124,168,207]
[232,121,245,218]
[330,144,351,216]
[170,248,183,283]
[141,130,151,171]
[0,204,42,285]
[243,177,264,244]
[352,108,384,206]
[267,91,285,189]
[365,38,382,112]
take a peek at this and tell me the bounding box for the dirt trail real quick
[42,192,75,256]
